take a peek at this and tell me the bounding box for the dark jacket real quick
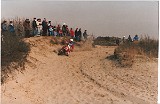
[1,23,7,31]
[62,25,66,32]
[77,30,82,37]
[23,20,30,31]
[8,25,15,32]
[83,31,87,39]
[128,35,132,42]
[32,20,37,28]
[42,21,47,29]
[75,30,78,37]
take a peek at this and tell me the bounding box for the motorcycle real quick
[58,45,71,56]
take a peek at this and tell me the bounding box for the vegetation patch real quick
[1,31,30,84]
[107,36,158,67]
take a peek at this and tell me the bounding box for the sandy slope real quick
[1,37,158,104]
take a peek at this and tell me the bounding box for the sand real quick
[1,36,158,104]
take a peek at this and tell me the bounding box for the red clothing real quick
[70,30,74,37]
[59,30,63,34]
[57,25,60,32]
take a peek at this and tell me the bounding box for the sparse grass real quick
[112,36,158,67]
[138,36,158,58]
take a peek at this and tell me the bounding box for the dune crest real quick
[2,37,157,104]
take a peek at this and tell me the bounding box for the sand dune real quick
[1,36,158,104]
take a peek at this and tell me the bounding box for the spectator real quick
[23,19,31,38]
[1,20,7,32]
[66,25,70,36]
[53,26,57,36]
[128,35,132,42]
[48,21,52,36]
[32,18,37,36]
[122,36,125,43]
[77,28,82,41]
[17,21,23,37]
[8,21,15,33]
[42,18,48,36]
[57,25,61,36]
[59,29,63,37]
[75,28,78,41]
[133,35,139,41]
[36,18,42,36]
[83,30,88,40]
[48,25,53,36]
[70,28,74,38]
[62,23,67,36]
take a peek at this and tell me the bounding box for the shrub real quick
[1,31,30,84]
[112,36,158,67]
[138,36,158,58]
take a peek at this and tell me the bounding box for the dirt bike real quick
[58,45,71,56]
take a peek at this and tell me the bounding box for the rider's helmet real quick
[70,39,73,42]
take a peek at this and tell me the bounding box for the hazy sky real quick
[1,1,159,38]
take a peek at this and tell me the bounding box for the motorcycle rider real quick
[58,38,74,56]
[68,39,74,51]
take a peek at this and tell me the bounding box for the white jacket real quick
[36,21,42,29]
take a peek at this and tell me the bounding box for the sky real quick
[1,1,159,39]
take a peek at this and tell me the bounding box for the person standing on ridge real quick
[8,21,15,36]
[83,30,88,40]
[42,18,48,36]
[77,28,82,41]
[133,35,139,41]
[32,18,37,36]
[1,20,7,32]
[122,36,125,43]
[59,28,63,37]
[128,35,132,42]
[53,26,57,36]
[133,35,139,44]
[8,21,15,32]
[75,28,78,41]
[48,21,52,36]
[57,24,61,37]
[17,21,23,37]
[36,18,42,36]
[23,19,31,38]
[62,23,67,36]
[70,28,74,39]
[48,25,53,36]
[66,25,70,36]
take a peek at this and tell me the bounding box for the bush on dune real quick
[138,36,158,58]
[113,36,158,67]
[1,31,30,84]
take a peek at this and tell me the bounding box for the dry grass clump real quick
[112,36,158,67]
[138,36,158,58]
[1,31,30,84]
[113,46,136,67]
